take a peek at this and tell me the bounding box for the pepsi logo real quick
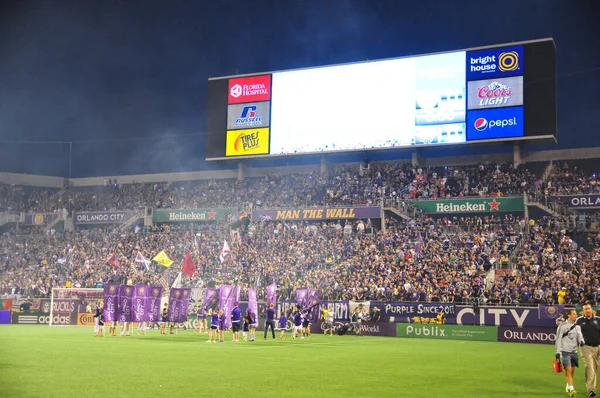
[474,118,488,131]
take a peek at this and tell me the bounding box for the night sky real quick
[0,0,598,177]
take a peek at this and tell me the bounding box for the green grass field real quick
[0,325,582,397]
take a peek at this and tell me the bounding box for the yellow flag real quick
[153,250,173,268]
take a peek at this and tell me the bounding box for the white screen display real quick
[270,51,466,154]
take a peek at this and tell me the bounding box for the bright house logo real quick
[228,75,271,104]
[467,107,524,141]
[466,45,523,80]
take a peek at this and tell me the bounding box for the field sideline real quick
[0,325,580,397]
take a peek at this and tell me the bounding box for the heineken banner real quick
[411,196,524,214]
[117,285,134,323]
[103,284,119,323]
[23,213,58,226]
[153,208,229,223]
[74,211,136,224]
[497,326,556,344]
[251,206,380,222]
[397,323,498,341]
[556,194,600,208]
[148,286,163,322]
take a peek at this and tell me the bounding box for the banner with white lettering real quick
[497,326,556,344]
[74,211,136,224]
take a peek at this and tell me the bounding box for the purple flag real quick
[296,288,308,308]
[219,285,234,328]
[132,285,149,323]
[202,288,218,310]
[248,288,258,325]
[117,285,134,322]
[178,288,191,323]
[147,286,163,322]
[234,285,241,305]
[539,305,564,320]
[304,288,321,321]
[266,283,277,308]
[167,288,182,323]
[103,283,119,323]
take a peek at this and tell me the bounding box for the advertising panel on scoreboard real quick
[466,107,524,141]
[205,38,556,160]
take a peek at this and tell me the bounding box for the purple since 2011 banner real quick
[103,284,119,323]
[556,194,600,208]
[251,206,381,222]
[117,285,134,323]
[73,211,135,224]
[147,286,163,323]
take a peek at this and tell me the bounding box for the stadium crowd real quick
[1,161,599,307]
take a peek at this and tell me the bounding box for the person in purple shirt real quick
[231,301,242,342]
[218,309,226,343]
[292,305,303,339]
[264,303,276,340]
[246,309,256,342]
[207,309,218,343]
[278,312,287,340]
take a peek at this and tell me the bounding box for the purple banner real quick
[539,305,564,320]
[219,285,234,329]
[234,285,241,306]
[202,288,218,310]
[498,326,556,344]
[178,288,191,323]
[147,286,163,323]
[248,288,258,325]
[167,288,182,323]
[266,284,277,309]
[555,194,600,208]
[73,211,136,224]
[251,206,381,221]
[103,284,119,323]
[132,285,149,323]
[296,289,308,308]
[117,285,134,323]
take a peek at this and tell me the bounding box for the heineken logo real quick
[414,196,522,214]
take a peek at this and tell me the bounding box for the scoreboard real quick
[206,38,556,160]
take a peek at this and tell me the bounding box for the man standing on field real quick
[576,303,600,397]
[556,309,584,397]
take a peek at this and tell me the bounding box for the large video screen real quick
[206,39,556,160]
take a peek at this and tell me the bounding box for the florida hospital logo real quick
[230,84,242,98]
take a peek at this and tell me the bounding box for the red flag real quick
[107,254,120,268]
[182,252,196,279]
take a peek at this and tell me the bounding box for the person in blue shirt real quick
[218,309,226,343]
[207,309,218,343]
[264,303,276,340]
[278,312,287,340]
[231,301,242,342]
[247,309,257,342]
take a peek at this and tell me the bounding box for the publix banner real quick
[251,206,380,221]
[497,326,556,345]
[555,194,600,209]
[153,208,229,223]
[74,211,136,224]
[411,196,524,214]
[397,323,497,341]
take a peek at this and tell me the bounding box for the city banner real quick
[555,194,600,208]
[411,196,524,214]
[497,326,556,344]
[251,206,381,221]
[153,208,229,223]
[397,323,498,341]
[74,211,136,224]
